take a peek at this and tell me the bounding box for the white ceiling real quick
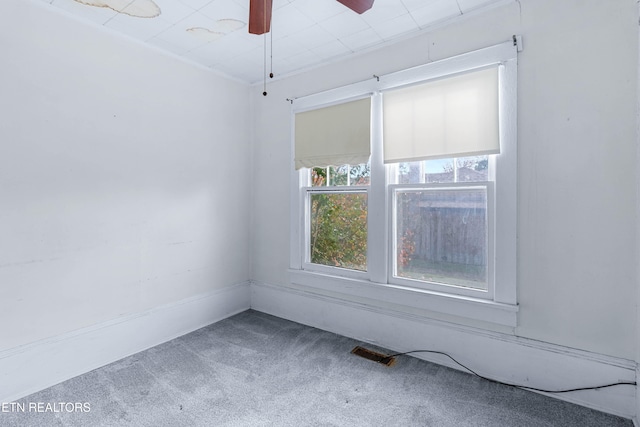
[39,0,503,84]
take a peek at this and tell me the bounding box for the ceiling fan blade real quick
[336,0,374,14]
[249,0,273,35]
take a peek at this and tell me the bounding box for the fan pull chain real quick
[269,26,274,79]
[262,32,267,96]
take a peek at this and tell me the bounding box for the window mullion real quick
[368,92,387,284]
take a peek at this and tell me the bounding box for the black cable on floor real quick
[382,350,637,393]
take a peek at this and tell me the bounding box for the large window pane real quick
[309,192,367,271]
[395,187,487,289]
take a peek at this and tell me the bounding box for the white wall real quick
[0,0,251,351]
[251,0,638,360]
[637,2,640,421]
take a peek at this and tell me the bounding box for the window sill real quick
[288,269,518,327]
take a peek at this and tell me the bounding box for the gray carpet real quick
[1,310,632,426]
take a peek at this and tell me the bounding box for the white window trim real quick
[289,40,518,327]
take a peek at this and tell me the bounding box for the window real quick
[391,156,494,298]
[290,41,518,326]
[304,163,370,274]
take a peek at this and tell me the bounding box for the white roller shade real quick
[294,97,371,170]
[383,66,499,164]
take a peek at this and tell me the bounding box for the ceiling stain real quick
[186,27,225,43]
[74,0,161,18]
[186,19,245,42]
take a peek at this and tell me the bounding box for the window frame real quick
[302,185,370,280]
[389,181,495,299]
[289,41,518,327]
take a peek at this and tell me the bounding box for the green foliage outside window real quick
[309,192,367,271]
[309,164,369,271]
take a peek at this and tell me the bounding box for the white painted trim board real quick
[635,366,640,427]
[0,281,251,403]
[250,280,637,420]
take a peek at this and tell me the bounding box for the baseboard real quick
[635,364,640,427]
[251,280,637,420]
[0,281,251,403]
